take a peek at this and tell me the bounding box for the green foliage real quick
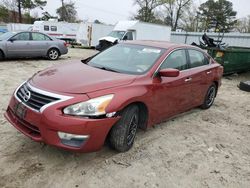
[56,1,77,22]
[0,5,9,22]
[198,0,237,32]
[133,0,161,23]
[134,7,157,23]
[21,0,47,10]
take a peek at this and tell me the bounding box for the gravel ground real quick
[0,48,250,188]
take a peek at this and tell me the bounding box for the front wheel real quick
[109,105,139,152]
[47,48,60,60]
[201,83,217,109]
[0,51,4,61]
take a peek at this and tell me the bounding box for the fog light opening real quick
[58,132,89,148]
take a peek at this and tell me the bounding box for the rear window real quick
[32,33,51,41]
[188,50,209,68]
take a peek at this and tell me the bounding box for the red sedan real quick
[5,41,223,152]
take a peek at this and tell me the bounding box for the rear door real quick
[30,32,52,56]
[187,49,214,106]
[6,32,31,57]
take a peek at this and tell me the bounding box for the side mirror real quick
[9,38,16,42]
[159,68,180,77]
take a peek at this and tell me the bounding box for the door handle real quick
[185,78,192,82]
[207,71,212,75]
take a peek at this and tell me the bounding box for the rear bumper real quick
[60,47,68,55]
[4,95,120,153]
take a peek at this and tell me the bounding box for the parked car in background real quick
[0,31,68,60]
[0,29,7,35]
[5,41,223,153]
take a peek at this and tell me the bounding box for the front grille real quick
[16,83,60,111]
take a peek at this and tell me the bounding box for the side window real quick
[11,32,30,41]
[51,26,57,31]
[124,32,133,40]
[44,25,49,31]
[32,33,51,41]
[188,50,209,68]
[160,50,188,71]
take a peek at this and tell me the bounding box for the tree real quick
[160,0,192,31]
[56,0,77,22]
[21,0,47,23]
[198,0,237,32]
[236,16,250,33]
[179,5,198,32]
[1,0,18,22]
[0,5,9,22]
[133,0,161,23]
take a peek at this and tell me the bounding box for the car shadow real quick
[0,56,71,62]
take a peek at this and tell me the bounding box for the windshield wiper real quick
[95,66,120,73]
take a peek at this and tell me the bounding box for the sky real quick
[33,0,250,24]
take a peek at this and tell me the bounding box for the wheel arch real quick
[115,101,149,130]
[0,48,5,58]
[47,47,61,56]
[213,80,219,96]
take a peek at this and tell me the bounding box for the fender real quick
[87,83,156,128]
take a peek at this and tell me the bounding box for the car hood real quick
[30,60,137,94]
[99,36,119,43]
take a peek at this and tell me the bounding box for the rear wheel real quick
[201,83,217,109]
[47,48,59,60]
[109,105,139,152]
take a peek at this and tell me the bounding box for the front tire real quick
[0,51,4,61]
[109,105,139,152]
[47,48,60,60]
[201,83,217,109]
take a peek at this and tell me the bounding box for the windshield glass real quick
[88,44,165,75]
[0,32,15,41]
[108,31,126,39]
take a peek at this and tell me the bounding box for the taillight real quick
[64,42,67,47]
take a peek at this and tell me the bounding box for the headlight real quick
[63,94,114,116]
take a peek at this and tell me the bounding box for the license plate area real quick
[13,102,27,119]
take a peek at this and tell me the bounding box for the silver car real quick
[0,31,68,60]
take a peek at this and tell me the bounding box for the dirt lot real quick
[0,48,250,188]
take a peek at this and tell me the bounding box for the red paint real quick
[5,41,223,152]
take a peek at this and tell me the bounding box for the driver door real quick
[152,49,193,122]
[6,32,31,58]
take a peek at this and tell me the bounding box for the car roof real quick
[124,40,194,50]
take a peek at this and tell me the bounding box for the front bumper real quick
[4,95,120,153]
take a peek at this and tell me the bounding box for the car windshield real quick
[0,32,15,41]
[88,44,165,75]
[108,31,126,39]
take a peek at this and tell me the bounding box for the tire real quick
[201,83,217,109]
[47,48,60,60]
[239,81,250,92]
[109,105,139,152]
[0,50,4,61]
